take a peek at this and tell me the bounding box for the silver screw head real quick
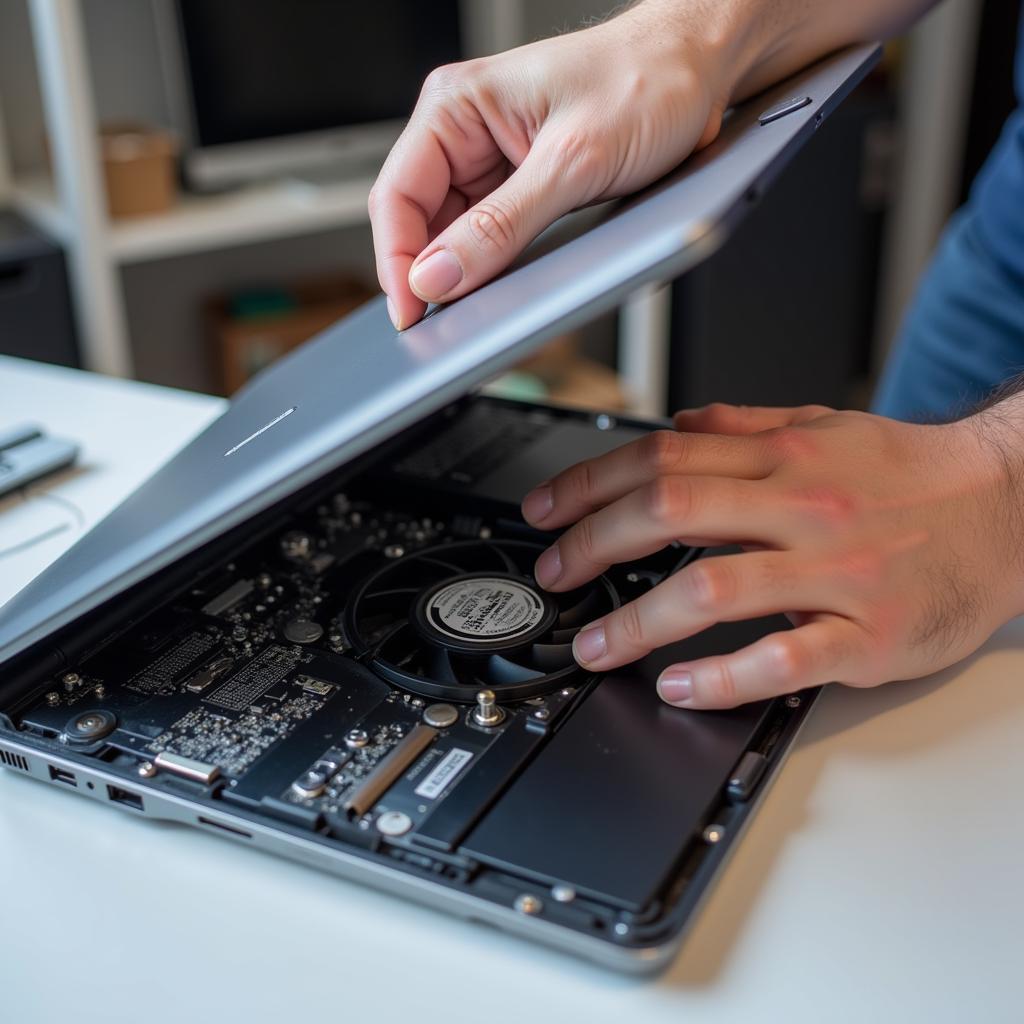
[551,884,576,903]
[472,689,505,727]
[345,728,369,748]
[785,695,801,708]
[138,761,157,778]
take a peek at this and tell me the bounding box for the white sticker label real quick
[414,747,473,800]
[424,577,544,643]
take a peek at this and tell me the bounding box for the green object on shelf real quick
[485,371,548,402]
[229,288,298,320]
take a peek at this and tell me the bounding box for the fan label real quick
[415,747,473,799]
[424,577,545,644]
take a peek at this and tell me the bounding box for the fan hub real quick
[414,573,557,653]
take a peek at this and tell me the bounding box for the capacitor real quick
[280,530,314,560]
[282,619,324,644]
[376,810,413,837]
[423,703,459,729]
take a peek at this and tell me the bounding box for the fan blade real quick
[484,543,520,574]
[530,642,576,672]
[486,654,544,685]
[416,555,467,575]
[377,620,415,663]
[555,588,604,628]
[361,586,421,602]
[429,647,459,685]
[549,627,579,646]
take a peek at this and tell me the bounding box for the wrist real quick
[611,0,763,111]
[957,398,1024,619]
[615,0,805,104]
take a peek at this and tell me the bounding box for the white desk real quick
[1,358,1021,1024]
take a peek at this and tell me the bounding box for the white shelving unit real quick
[13,172,376,265]
[4,0,671,414]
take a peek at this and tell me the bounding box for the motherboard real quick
[10,473,693,870]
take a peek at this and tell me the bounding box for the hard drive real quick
[0,46,878,973]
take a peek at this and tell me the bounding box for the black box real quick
[0,210,79,368]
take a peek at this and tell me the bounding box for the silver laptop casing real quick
[0,46,878,972]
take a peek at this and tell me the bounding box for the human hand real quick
[520,402,1024,709]
[368,3,742,330]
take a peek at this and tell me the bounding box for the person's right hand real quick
[368,3,738,330]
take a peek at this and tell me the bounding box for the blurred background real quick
[0,0,1015,417]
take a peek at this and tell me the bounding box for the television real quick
[158,0,475,190]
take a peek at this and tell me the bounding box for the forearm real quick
[622,0,940,102]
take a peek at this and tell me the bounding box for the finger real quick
[570,551,844,670]
[535,478,797,592]
[521,428,775,529]
[369,126,451,330]
[407,142,577,305]
[672,402,834,436]
[427,189,470,244]
[655,616,865,710]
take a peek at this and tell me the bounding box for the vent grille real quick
[0,749,30,772]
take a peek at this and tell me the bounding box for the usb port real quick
[48,765,78,787]
[106,785,144,811]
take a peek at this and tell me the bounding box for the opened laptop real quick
[0,46,877,973]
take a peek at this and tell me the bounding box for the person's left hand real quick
[520,402,1024,709]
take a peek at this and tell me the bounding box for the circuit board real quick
[10,474,692,867]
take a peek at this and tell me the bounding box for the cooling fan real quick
[347,540,619,701]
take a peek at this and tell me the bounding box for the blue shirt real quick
[873,10,1024,421]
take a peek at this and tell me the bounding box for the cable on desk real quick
[0,487,85,561]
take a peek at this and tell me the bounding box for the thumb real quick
[407,149,571,304]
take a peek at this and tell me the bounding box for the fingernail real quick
[534,545,562,588]
[410,249,463,300]
[386,295,401,331]
[573,625,606,665]
[522,484,553,525]
[658,671,693,705]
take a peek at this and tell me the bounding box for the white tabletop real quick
[1,358,1021,1024]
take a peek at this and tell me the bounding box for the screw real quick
[345,728,369,748]
[532,708,551,722]
[785,695,801,708]
[551,884,576,903]
[514,894,543,916]
[703,824,725,844]
[614,922,630,936]
[45,692,60,707]
[138,761,157,778]
[472,690,505,728]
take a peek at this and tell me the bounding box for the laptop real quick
[0,45,878,973]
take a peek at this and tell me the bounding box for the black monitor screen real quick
[176,0,464,146]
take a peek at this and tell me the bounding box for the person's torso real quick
[970,6,1024,282]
